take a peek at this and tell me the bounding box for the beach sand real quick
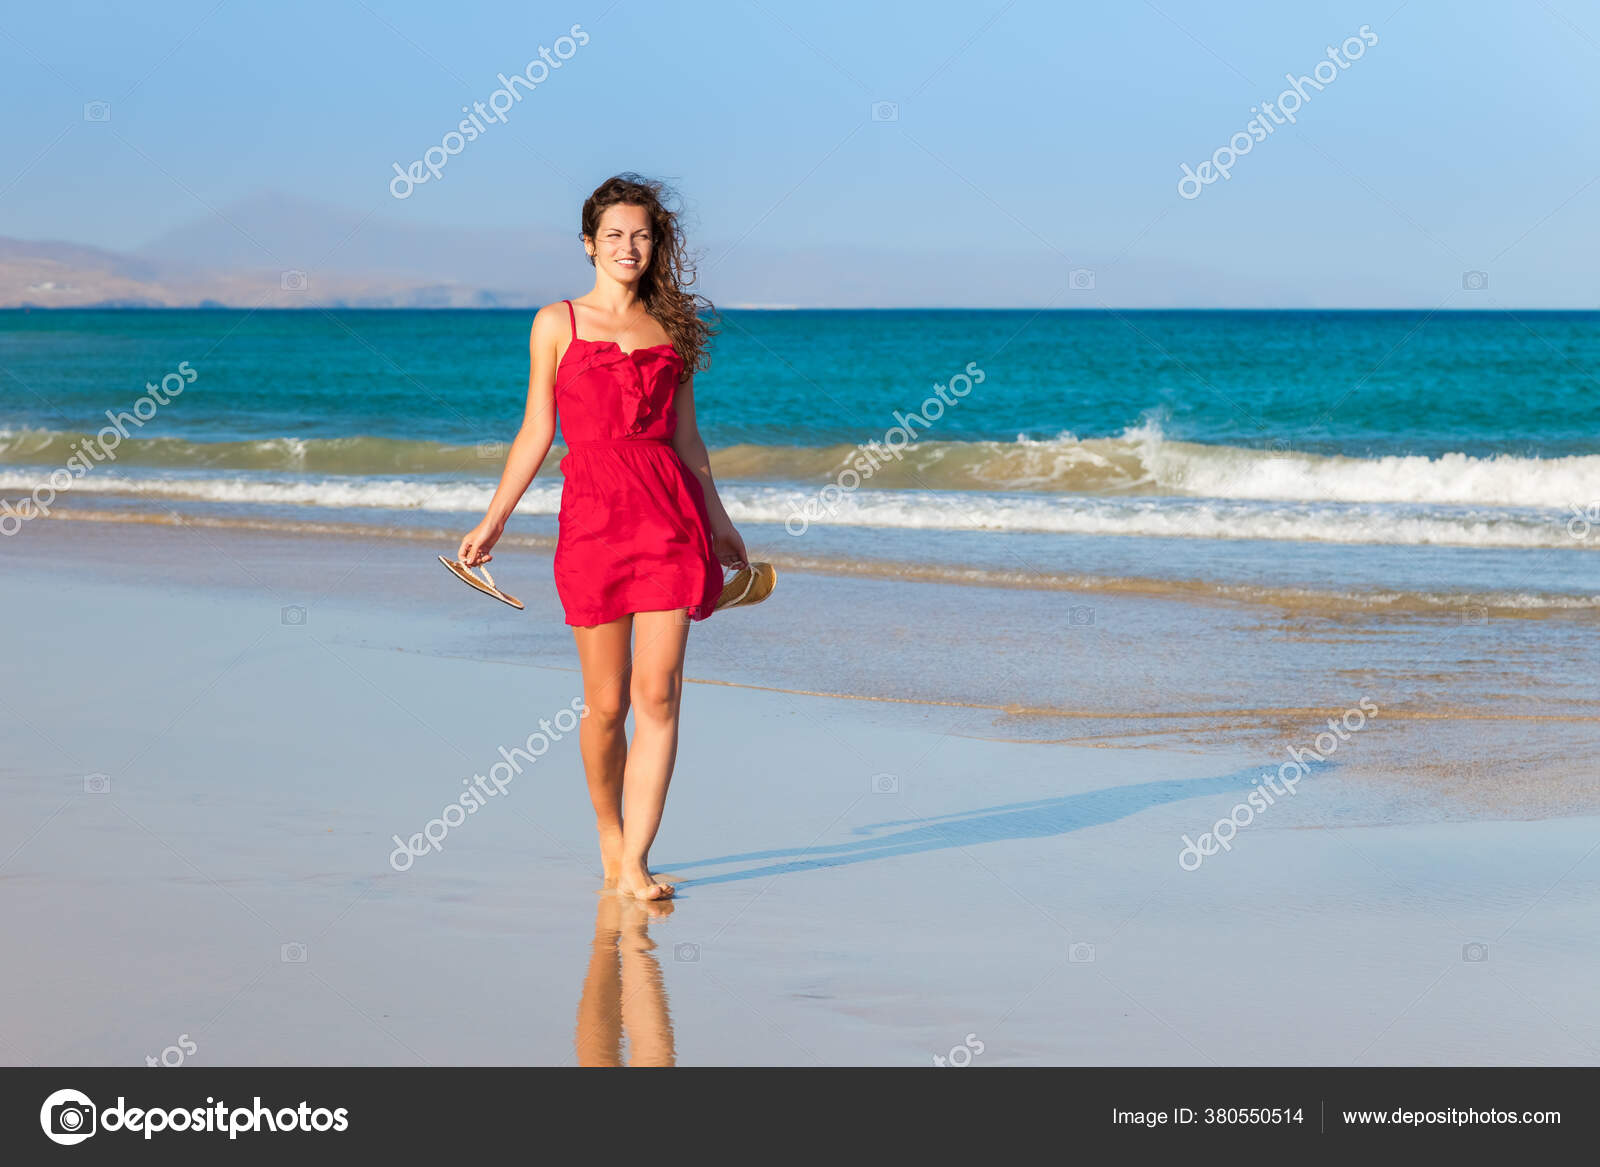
[3,516,1599,1066]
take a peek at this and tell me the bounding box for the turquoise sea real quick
[3,308,1598,611]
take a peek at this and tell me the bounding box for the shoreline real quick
[21,505,1600,620]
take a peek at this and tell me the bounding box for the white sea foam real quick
[3,468,1593,551]
[5,422,1599,510]
[1126,423,1600,509]
[728,485,1589,550]
[0,470,526,514]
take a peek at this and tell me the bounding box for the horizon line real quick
[4,304,1598,313]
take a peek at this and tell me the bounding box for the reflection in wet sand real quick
[575,894,676,1067]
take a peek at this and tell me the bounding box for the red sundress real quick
[551,299,724,627]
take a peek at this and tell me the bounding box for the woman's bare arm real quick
[671,373,748,567]
[457,304,565,564]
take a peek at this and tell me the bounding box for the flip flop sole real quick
[715,562,777,611]
[438,555,525,609]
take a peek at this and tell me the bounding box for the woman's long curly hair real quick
[580,174,716,375]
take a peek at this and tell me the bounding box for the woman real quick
[458,174,746,902]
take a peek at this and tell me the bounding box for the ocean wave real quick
[0,467,526,514]
[732,486,1593,549]
[2,468,1593,550]
[716,422,1600,509]
[4,423,1599,509]
[0,428,498,475]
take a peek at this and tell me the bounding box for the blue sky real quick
[2,0,1596,306]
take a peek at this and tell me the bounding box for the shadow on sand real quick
[662,762,1323,889]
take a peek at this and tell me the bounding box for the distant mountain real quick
[0,236,555,309]
[1,191,580,308]
[2,189,1301,308]
[0,236,191,307]
[134,192,582,292]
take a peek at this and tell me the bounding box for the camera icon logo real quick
[871,101,899,122]
[281,269,308,292]
[40,1088,97,1145]
[1069,268,1096,291]
[1462,942,1489,962]
[1068,605,1095,627]
[281,941,307,963]
[84,772,110,794]
[1460,607,1487,626]
[932,1033,985,1067]
[1567,502,1599,541]
[83,101,111,122]
[1069,942,1096,963]
[1462,270,1488,291]
[674,943,700,963]
[871,773,898,794]
[281,605,307,626]
[476,440,506,460]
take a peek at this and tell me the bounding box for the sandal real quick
[438,555,524,609]
[714,561,776,612]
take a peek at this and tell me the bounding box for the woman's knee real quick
[584,686,630,727]
[629,672,681,723]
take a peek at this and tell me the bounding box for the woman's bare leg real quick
[616,609,690,900]
[572,616,634,887]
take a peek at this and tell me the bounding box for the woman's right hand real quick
[458,517,504,566]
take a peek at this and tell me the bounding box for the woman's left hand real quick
[711,520,748,569]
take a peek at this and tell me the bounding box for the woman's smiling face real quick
[587,203,653,284]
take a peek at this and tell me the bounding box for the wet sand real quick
[3,518,1599,1065]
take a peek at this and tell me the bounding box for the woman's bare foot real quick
[598,825,624,889]
[616,861,674,901]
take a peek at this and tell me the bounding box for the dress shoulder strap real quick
[563,299,577,342]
